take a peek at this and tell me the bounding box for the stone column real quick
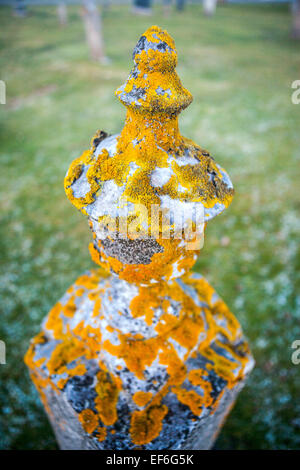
[25,26,254,450]
[81,0,105,62]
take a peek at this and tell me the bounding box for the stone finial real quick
[25,26,254,450]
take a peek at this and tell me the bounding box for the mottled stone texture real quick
[25,25,254,450]
[45,369,247,450]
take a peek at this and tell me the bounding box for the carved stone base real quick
[25,268,254,450]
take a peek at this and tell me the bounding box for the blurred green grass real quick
[0,3,299,449]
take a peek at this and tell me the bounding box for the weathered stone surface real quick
[45,374,247,450]
[25,25,254,450]
[26,270,253,450]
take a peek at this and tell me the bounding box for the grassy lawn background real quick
[0,3,299,449]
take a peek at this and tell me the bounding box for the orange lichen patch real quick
[103,335,161,380]
[129,285,163,325]
[132,391,153,408]
[78,409,99,434]
[92,297,102,317]
[47,337,88,376]
[130,277,186,324]
[200,345,239,385]
[154,312,180,336]
[27,15,247,443]
[206,338,251,387]
[72,321,102,355]
[159,344,186,386]
[96,427,107,442]
[62,296,77,318]
[24,335,45,372]
[114,375,123,391]
[25,265,251,447]
[170,314,204,351]
[90,129,109,152]
[24,334,60,417]
[45,302,64,339]
[75,288,85,297]
[106,256,123,274]
[94,370,119,426]
[131,25,178,71]
[34,357,46,367]
[211,299,241,343]
[57,364,87,390]
[169,142,233,208]
[65,106,233,222]
[130,404,168,445]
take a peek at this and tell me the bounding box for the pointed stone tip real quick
[132,25,177,71]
